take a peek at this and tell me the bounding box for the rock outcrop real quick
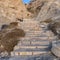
[0,0,32,26]
[27,0,60,22]
[26,0,47,17]
[51,40,60,57]
[36,0,60,22]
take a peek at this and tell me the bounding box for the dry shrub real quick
[8,22,18,28]
[0,28,25,53]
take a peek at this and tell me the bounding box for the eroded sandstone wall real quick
[0,0,32,26]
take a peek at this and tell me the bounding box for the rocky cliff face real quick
[36,0,60,21]
[26,0,49,17]
[27,0,60,21]
[0,0,32,26]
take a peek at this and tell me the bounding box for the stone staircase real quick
[11,19,57,56]
[11,39,51,56]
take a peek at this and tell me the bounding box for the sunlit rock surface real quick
[0,0,32,27]
[27,0,60,22]
[36,0,60,22]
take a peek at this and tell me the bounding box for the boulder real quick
[51,40,60,57]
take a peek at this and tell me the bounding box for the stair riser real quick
[11,51,49,56]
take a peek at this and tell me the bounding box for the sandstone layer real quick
[0,0,32,26]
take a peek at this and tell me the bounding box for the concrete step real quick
[11,51,48,56]
[14,45,50,51]
[20,37,48,40]
[19,42,50,46]
[18,38,51,46]
[25,31,54,37]
[24,39,49,42]
[14,48,50,52]
[18,40,50,46]
[20,40,50,45]
[18,42,51,46]
[20,37,49,41]
[11,49,50,56]
[20,36,56,42]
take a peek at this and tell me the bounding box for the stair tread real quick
[20,42,50,46]
[14,48,50,52]
[17,44,50,46]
